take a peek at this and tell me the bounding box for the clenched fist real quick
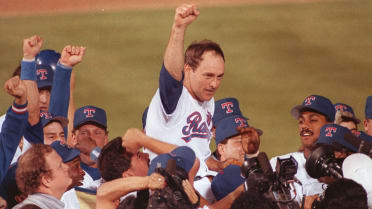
[173,4,200,30]
[59,45,86,67]
[4,76,27,105]
[23,35,43,60]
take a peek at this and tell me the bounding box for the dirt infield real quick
[0,0,325,17]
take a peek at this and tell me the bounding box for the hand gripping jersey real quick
[145,64,214,177]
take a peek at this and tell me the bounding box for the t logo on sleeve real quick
[37,69,48,80]
[325,127,337,137]
[84,108,96,118]
[221,102,234,114]
[304,96,316,106]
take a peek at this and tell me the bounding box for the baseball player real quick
[72,105,108,190]
[270,95,335,207]
[0,76,29,184]
[334,102,360,135]
[145,3,225,179]
[364,96,372,136]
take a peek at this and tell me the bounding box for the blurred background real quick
[0,0,371,157]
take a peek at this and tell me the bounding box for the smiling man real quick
[270,95,335,207]
[145,4,225,181]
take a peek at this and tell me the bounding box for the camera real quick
[241,152,300,209]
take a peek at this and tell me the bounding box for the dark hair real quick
[117,190,149,209]
[316,178,368,209]
[98,137,133,181]
[230,190,279,209]
[185,40,225,70]
[19,204,42,209]
[16,144,54,195]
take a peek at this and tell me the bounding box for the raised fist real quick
[173,4,200,29]
[23,35,43,60]
[59,45,86,67]
[121,128,144,154]
[4,76,27,105]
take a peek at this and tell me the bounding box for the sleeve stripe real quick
[12,105,27,114]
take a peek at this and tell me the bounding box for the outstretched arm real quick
[0,76,28,183]
[122,128,177,154]
[96,173,165,209]
[21,35,43,126]
[164,4,199,81]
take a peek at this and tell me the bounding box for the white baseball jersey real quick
[145,65,214,177]
[270,152,325,204]
[61,188,80,209]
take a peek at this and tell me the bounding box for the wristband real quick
[20,60,36,81]
[12,101,28,114]
[90,147,101,162]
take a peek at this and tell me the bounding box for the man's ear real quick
[364,119,369,132]
[217,144,224,156]
[41,174,52,188]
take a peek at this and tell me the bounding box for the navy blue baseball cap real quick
[215,115,250,145]
[147,146,196,175]
[211,164,245,201]
[73,105,107,129]
[291,95,335,122]
[213,98,247,126]
[334,103,361,124]
[40,111,68,128]
[317,124,357,152]
[356,131,372,144]
[36,49,60,89]
[36,66,54,89]
[51,141,80,163]
[365,96,372,119]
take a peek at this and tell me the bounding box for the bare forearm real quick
[206,157,222,172]
[141,134,178,154]
[97,176,149,205]
[163,26,186,81]
[23,80,39,125]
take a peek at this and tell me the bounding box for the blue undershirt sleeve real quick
[0,103,28,184]
[48,62,72,138]
[159,63,184,115]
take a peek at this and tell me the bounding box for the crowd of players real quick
[1,3,372,209]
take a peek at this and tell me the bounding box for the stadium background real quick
[0,0,371,158]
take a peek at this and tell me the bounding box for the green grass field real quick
[0,0,371,158]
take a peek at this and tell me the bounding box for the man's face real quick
[45,150,72,193]
[241,128,260,155]
[298,111,329,149]
[76,124,107,148]
[339,121,358,135]
[187,51,225,102]
[127,151,150,177]
[66,156,85,188]
[218,135,245,162]
[39,88,51,112]
[364,119,372,136]
[43,121,65,145]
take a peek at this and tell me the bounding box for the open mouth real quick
[300,129,314,137]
